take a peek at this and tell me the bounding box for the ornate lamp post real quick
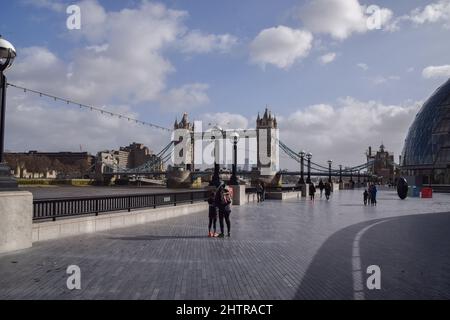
[327,160,333,183]
[339,165,343,183]
[0,36,17,190]
[229,131,240,185]
[209,126,223,187]
[306,152,312,183]
[298,150,305,185]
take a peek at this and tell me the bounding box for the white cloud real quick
[200,112,249,130]
[298,0,393,39]
[357,63,369,71]
[278,97,420,167]
[180,30,238,54]
[318,52,337,65]
[249,25,313,69]
[409,0,450,27]
[11,0,238,110]
[159,83,210,111]
[5,94,170,154]
[390,0,450,30]
[422,65,450,79]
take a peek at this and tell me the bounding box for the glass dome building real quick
[401,78,450,184]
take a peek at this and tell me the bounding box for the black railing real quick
[33,190,209,221]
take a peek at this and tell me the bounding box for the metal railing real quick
[33,190,209,221]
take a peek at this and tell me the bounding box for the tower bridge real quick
[101,109,374,188]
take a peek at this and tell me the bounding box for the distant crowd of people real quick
[309,179,332,202]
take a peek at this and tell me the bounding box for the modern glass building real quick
[401,78,450,184]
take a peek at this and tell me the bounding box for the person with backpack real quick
[207,191,218,237]
[215,184,232,238]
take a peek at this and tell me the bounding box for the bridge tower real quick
[256,108,279,176]
[173,112,194,171]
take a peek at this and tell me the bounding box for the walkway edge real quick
[32,202,208,243]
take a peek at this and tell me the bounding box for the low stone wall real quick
[32,202,208,243]
[266,191,302,200]
[0,191,33,254]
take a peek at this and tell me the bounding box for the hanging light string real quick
[6,82,172,132]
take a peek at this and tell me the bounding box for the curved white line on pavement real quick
[352,219,392,300]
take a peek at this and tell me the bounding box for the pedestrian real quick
[371,184,378,206]
[318,180,325,198]
[207,191,218,237]
[261,182,266,202]
[368,184,373,205]
[309,182,316,201]
[363,189,369,206]
[216,184,232,238]
[256,183,262,202]
[324,182,331,200]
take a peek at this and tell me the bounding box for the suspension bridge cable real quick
[7,82,172,132]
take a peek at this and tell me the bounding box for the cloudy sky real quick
[1,0,450,169]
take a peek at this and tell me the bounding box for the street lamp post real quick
[298,150,305,185]
[339,165,343,183]
[0,36,17,190]
[306,153,312,183]
[229,131,240,185]
[328,160,333,183]
[209,126,223,187]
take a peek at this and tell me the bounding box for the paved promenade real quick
[1,188,450,299]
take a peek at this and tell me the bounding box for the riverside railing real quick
[33,190,209,221]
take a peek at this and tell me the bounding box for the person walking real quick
[207,191,218,237]
[368,184,373,205]
[256,183,262,202]
[261,182,266,202]
[324,182,331,201]
[371,184,378,206]
[318,180,325,198]
[216,184,232,237]
[309,182,316,201]
[363,189,369,206]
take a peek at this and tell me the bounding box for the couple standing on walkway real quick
[207,183,232,238]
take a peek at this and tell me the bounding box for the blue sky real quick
[1,0,450,167]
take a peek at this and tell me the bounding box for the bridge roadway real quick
[1,189,450,299]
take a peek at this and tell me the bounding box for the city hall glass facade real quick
[401,78,450,184]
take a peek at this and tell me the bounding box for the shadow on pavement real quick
[294,212,450,300]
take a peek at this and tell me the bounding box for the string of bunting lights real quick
[6,82,172,132]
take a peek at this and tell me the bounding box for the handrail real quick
[33,190,209,221]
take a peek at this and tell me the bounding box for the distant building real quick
[401,78,450,185]
[366,144,396,184]
[96,142,164,174]
[5,151,95,179]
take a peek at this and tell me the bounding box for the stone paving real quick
[1,188,450,300]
